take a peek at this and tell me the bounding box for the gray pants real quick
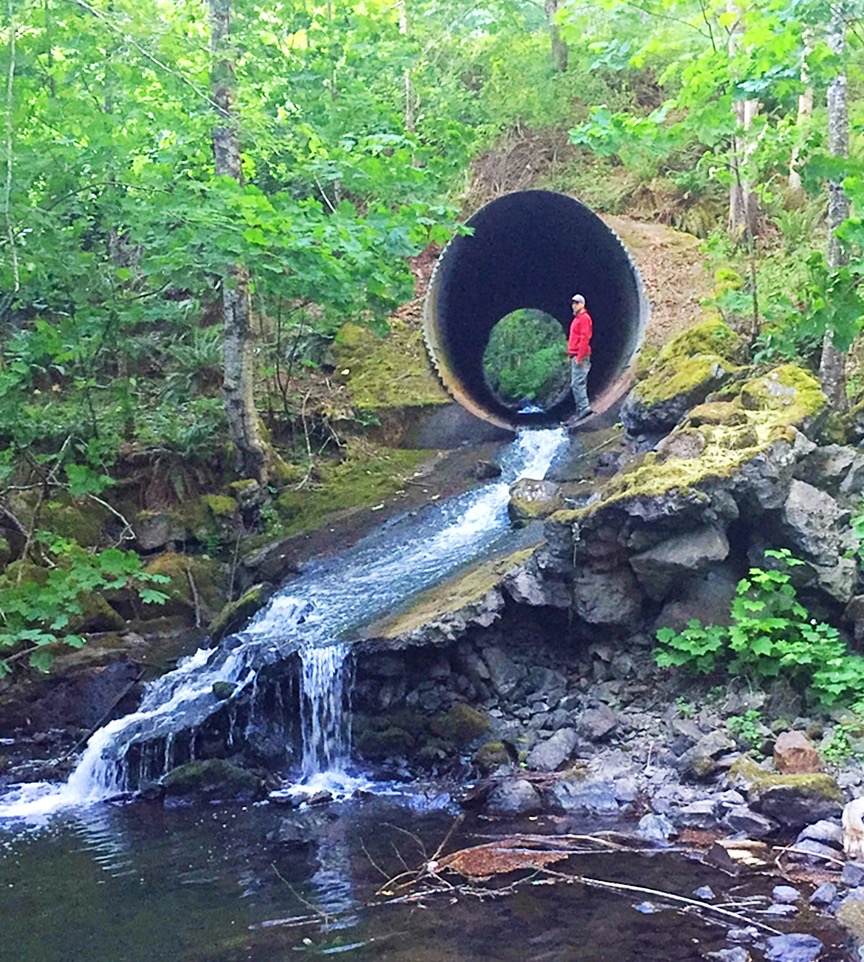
[570,357,591,417]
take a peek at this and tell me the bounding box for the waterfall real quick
[0,427,568,820]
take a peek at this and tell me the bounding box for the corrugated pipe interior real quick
[423,190,650,428]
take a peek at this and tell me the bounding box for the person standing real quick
[567,293,593,419]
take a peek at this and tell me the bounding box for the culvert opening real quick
[424,190,650,428]
[482,309,570,413]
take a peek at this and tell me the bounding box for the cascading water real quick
[0,428,568,820]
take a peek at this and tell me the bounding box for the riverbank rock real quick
[774,731,822,774]
[161,759,266,805]
[485,777,544,816]
[620,319,746,435]
[728,756,843,830]
[508,479,563,526]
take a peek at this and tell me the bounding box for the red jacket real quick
[568,310,593,363]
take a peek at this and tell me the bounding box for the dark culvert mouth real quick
[423,190,650,428]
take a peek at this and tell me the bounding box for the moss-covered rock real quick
[727,754,843,829]
[621,320,746,434]
[473,740,512,774]
[570,365,827,521]
[161,759,266,804]
[200,494,238,518]
[508,479,563,527]
[143,552,227,623]
[41,499,109,548]
[431,703,491,745]
[209,583,274,640]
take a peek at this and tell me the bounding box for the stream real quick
[0,428,855,960]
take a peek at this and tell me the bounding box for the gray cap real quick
[571,293,585,303]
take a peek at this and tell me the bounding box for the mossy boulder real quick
[430,703,491,745]
[209,583,274,641]
[142,553,227,623]
[473,740,513,774]
[621,320,746,434]
[161,759,266,804]
[133,509,188,552]
[508,479,563,527]
[41,499,109,548]
[727,755,843,830]
[573,364,827,523]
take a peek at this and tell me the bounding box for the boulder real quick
[507,479,563,527]
[133,509,188,552]
[480,645,525,697]
[485,777,544,816]
[728,756,843,830]
[571,566,643,629]
[241,538,302,584]
[577,705,620,742]
[630,526,730,601]
[162,759,266,805]
[525,729,578,772]
[549,777,619,815]
[773,731,822,774]
[764,934,822,962]
[656,565,739,632]
[678,730,736,778]
[724,805,777,838]
[779,480,846,566]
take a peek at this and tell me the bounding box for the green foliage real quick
[822,719,864,765]
[654,549,864,709]
[0,538,169,677]
[726,709,765,753]
[483,310,569,408]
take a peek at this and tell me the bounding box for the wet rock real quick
[212,681,236,701]
[475,460,502,481]
[798,819,844,850]
[809,881,837,906]
[724,805,777,838]
[707,949,748,962]
[210,584,276,641]
[508,479,563,527]
[791,837,844,864]
[485,777,544,816]
[728,756,843,830]
[678,731,736,778]
[276,810,334,846]
[773,885,800,904]
[764,933,822,962]
[525,729,578,772]
[630,526,730,602]
[774,731,822,774]
[241,537,302,583]
[162,759,266,805]
[693,885,715,900]
[577,705,619,742]
[636,812,676,845]
[843,863,864,888]
[676,799,719,830]
[549,777,619,815]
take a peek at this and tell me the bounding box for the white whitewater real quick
[0,428,567,820]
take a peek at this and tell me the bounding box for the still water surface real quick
[0,796,852,962]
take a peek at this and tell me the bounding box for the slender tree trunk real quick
[727,2,758,240]
[398,0,415,134]
[210,0,268,483]
[819,7,849,411]
[789,29,813,195]
[544,0,568,73]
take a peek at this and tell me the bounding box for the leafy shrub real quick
[655,549,864,710]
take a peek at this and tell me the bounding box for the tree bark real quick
[727,2,758,240]
[544,0,568,73]
[819,6,849,412]
[788,29,813,195]
[210,0,269,483]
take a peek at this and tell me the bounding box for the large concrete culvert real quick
[423,190,650,428]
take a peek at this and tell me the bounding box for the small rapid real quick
[0,428,567,820]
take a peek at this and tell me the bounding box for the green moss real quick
[367,547,533,639]
[200,494,238,518]
[273,442,431,539]
[229,479,258,494]
[431,703,491,745]
[162,759,265,800]
[729,754,843,801]
[209,584,269,640]
[580,365,827,515]
[42,499,107,547]
[635,353,742,406]
[655,318,746,367]
[473,741,512,774]
[144,552,226,616]
[333,319,449,410]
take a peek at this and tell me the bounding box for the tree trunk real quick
[398,0,415,135]
[788,30,813,195]
[727,2,758,240]
[819,6,849,412]
[544,0,568,73]
[210,0,269,483]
